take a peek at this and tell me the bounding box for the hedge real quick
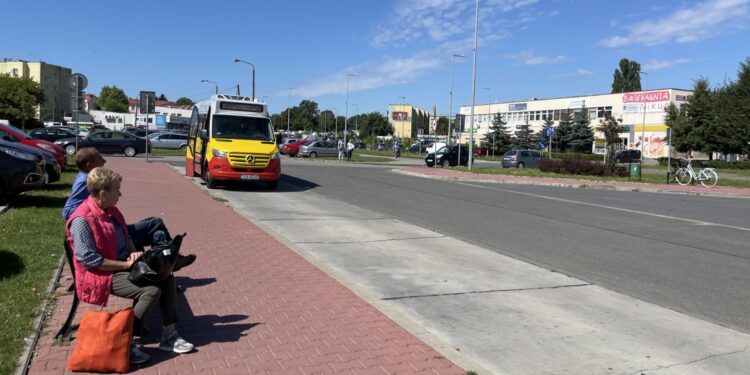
[539,157,627,177]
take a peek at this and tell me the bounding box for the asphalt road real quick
[270,160,750,335]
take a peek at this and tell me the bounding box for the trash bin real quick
[629,161,641,179]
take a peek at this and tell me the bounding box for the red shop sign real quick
[622,90,671,103]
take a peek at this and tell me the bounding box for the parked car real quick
[375,143,388,151]
[407,142,432,153]
[279,138,300,154]
[473,147,489,157]
[282,139,313,157]
[298,141,338,157]
[425,145,469,167]
[501,149,543,168]
[54,131,150,157]
[0,124,66,167]
[425,142,446,156]
[0,140,47,201]
[148,132,189,150]
[354,141,366,149]
[123,127,151,138]
[615,149,641,163]
[56,126,89,137]
[28,127,79,142]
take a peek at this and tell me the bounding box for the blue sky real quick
[4,0,750,116]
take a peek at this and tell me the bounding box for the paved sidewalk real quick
[28,158,462,375]
[399,166,750,198]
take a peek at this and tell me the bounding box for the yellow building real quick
[0,59,72,121]
[388,104,430,140]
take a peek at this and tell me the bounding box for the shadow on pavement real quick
[208,174,319,193]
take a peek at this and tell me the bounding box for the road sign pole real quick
[145,96,150,163]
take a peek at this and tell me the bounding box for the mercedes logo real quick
[246,155,254,163]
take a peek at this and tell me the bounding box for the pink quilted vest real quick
[65,196,129,306]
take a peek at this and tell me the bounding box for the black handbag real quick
[128,233,186,286]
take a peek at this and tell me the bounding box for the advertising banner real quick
[392,111,408,121]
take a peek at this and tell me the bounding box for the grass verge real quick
[0,166,75,374]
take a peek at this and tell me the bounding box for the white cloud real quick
[599,0,750,47]
[643,58,691,71]
[553,69,594,78]
[370,0,540,47]
[506,50,568,65]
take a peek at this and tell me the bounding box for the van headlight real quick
[211,149,228,158]
[0,146,36,161]
[271,152,280,160]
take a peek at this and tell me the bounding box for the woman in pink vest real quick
[65,167,193,365]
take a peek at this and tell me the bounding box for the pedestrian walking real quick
[346,140,355,161]
[337,139,345,160]
[394,143,401,160]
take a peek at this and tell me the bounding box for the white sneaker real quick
[159,331,194,354]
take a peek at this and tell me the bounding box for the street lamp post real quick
[200,79,218,94]
[640,71,648,164]
[468,0,479,170]
[449,53,465,146]
[287,87,295,134]
[233,59,256,100]
[352,104,359,133]
[345,74,358,143]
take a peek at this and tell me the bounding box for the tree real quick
[483,113,512,153]
[708,82,745,155]
[611,58,642,93]
[733,58,750,154]
[568,108,594,153]
[175,97,194,106]
[685,78,712,157]
[554,110,574,152]
[0,74,45,128]
[514,120,538,150]
[435,116,449,135]
[96,85,129,112]
[600,115,623,174]
[357,112,392,137]
[664,102,689,153]
[158,93,168,101]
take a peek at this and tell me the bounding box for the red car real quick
[0,124,66,166]
[473,147,488,157]
[282,139,312,157]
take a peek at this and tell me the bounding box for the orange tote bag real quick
[67,307,134,373]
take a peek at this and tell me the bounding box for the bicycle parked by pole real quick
[674,158,719,188]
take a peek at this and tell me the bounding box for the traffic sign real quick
[69,73,88,91]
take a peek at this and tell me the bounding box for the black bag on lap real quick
[128,233,186,286]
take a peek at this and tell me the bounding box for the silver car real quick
[298,141,338,158]
[148,132,188,150]
[501,149,543,168]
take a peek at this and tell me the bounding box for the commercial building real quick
[0,59,72,121]
[458,88,693,158]
[388,103,430,140]
[90,101,192,131]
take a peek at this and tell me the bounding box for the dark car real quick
[425,145,469,167]
[28,127,79,142]
[615,149,641,163]
[54,131,150,157]
[0,140,47,201]
[354,141,366,149]
[123,127,150,138]
[501,149,543,168]
[407,142,431,154]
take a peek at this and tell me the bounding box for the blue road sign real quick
[155,114,167,128]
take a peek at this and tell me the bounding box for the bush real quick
[551,152,603,162]
[538,156,624,176]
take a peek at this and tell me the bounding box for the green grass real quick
[0,167,75,374]
[448,165,750,188]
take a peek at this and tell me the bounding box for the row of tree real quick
[666,58,750,158]
[481,110,595,153]
[0,74,44,127]
[270,99,394,137]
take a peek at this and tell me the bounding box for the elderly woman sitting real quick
[65,167,193,365]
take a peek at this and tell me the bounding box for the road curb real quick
[395,169,750,199]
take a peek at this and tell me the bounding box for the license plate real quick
[240,174,259,180]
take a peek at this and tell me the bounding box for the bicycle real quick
[674,158,718,187]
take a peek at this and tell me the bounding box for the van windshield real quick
[212,115,272,141]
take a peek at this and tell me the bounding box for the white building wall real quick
[459,88,692,158]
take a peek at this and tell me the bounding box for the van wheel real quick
[203,167,216,189]
[123,146,137,157]
[266,181,278,190]
[65,145,77,155]
[517,162,524,169]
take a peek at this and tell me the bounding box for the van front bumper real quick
[209,157,280,182]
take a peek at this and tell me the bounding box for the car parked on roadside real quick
[282,139,313,157]
[425,142,446,156]
[148,132,189,150]
[408,142,432,154]
[298,140,338,157]
[0,124,66,167]
[615,149,641,163]
[0,140,48,201]
[501,149,543,168]
[28,127,79,142]
[123,127,154,138]
[425,145,469,167]
[279,138,301,154]
[54,130,150,157]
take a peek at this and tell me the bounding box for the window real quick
[11,68,18,77]
[110,133,125,140]
[553,110,560,121]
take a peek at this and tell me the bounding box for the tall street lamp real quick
[468,0,479,170]
[287,87,295,134]
[640,71,648,163]
[345,74,358,142]
[233,59,256,100]
[449,53,466,146]
[352,104,359,133]
[200,79,218,94]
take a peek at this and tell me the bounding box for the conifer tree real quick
[483,113,512,153]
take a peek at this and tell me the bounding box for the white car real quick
[425,142,446,155]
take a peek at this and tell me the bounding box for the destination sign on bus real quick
[219,102,264,112]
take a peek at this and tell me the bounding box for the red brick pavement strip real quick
[399,166,750,198]
[28,158,463,375]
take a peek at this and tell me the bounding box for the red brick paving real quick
[28,158,463,375]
